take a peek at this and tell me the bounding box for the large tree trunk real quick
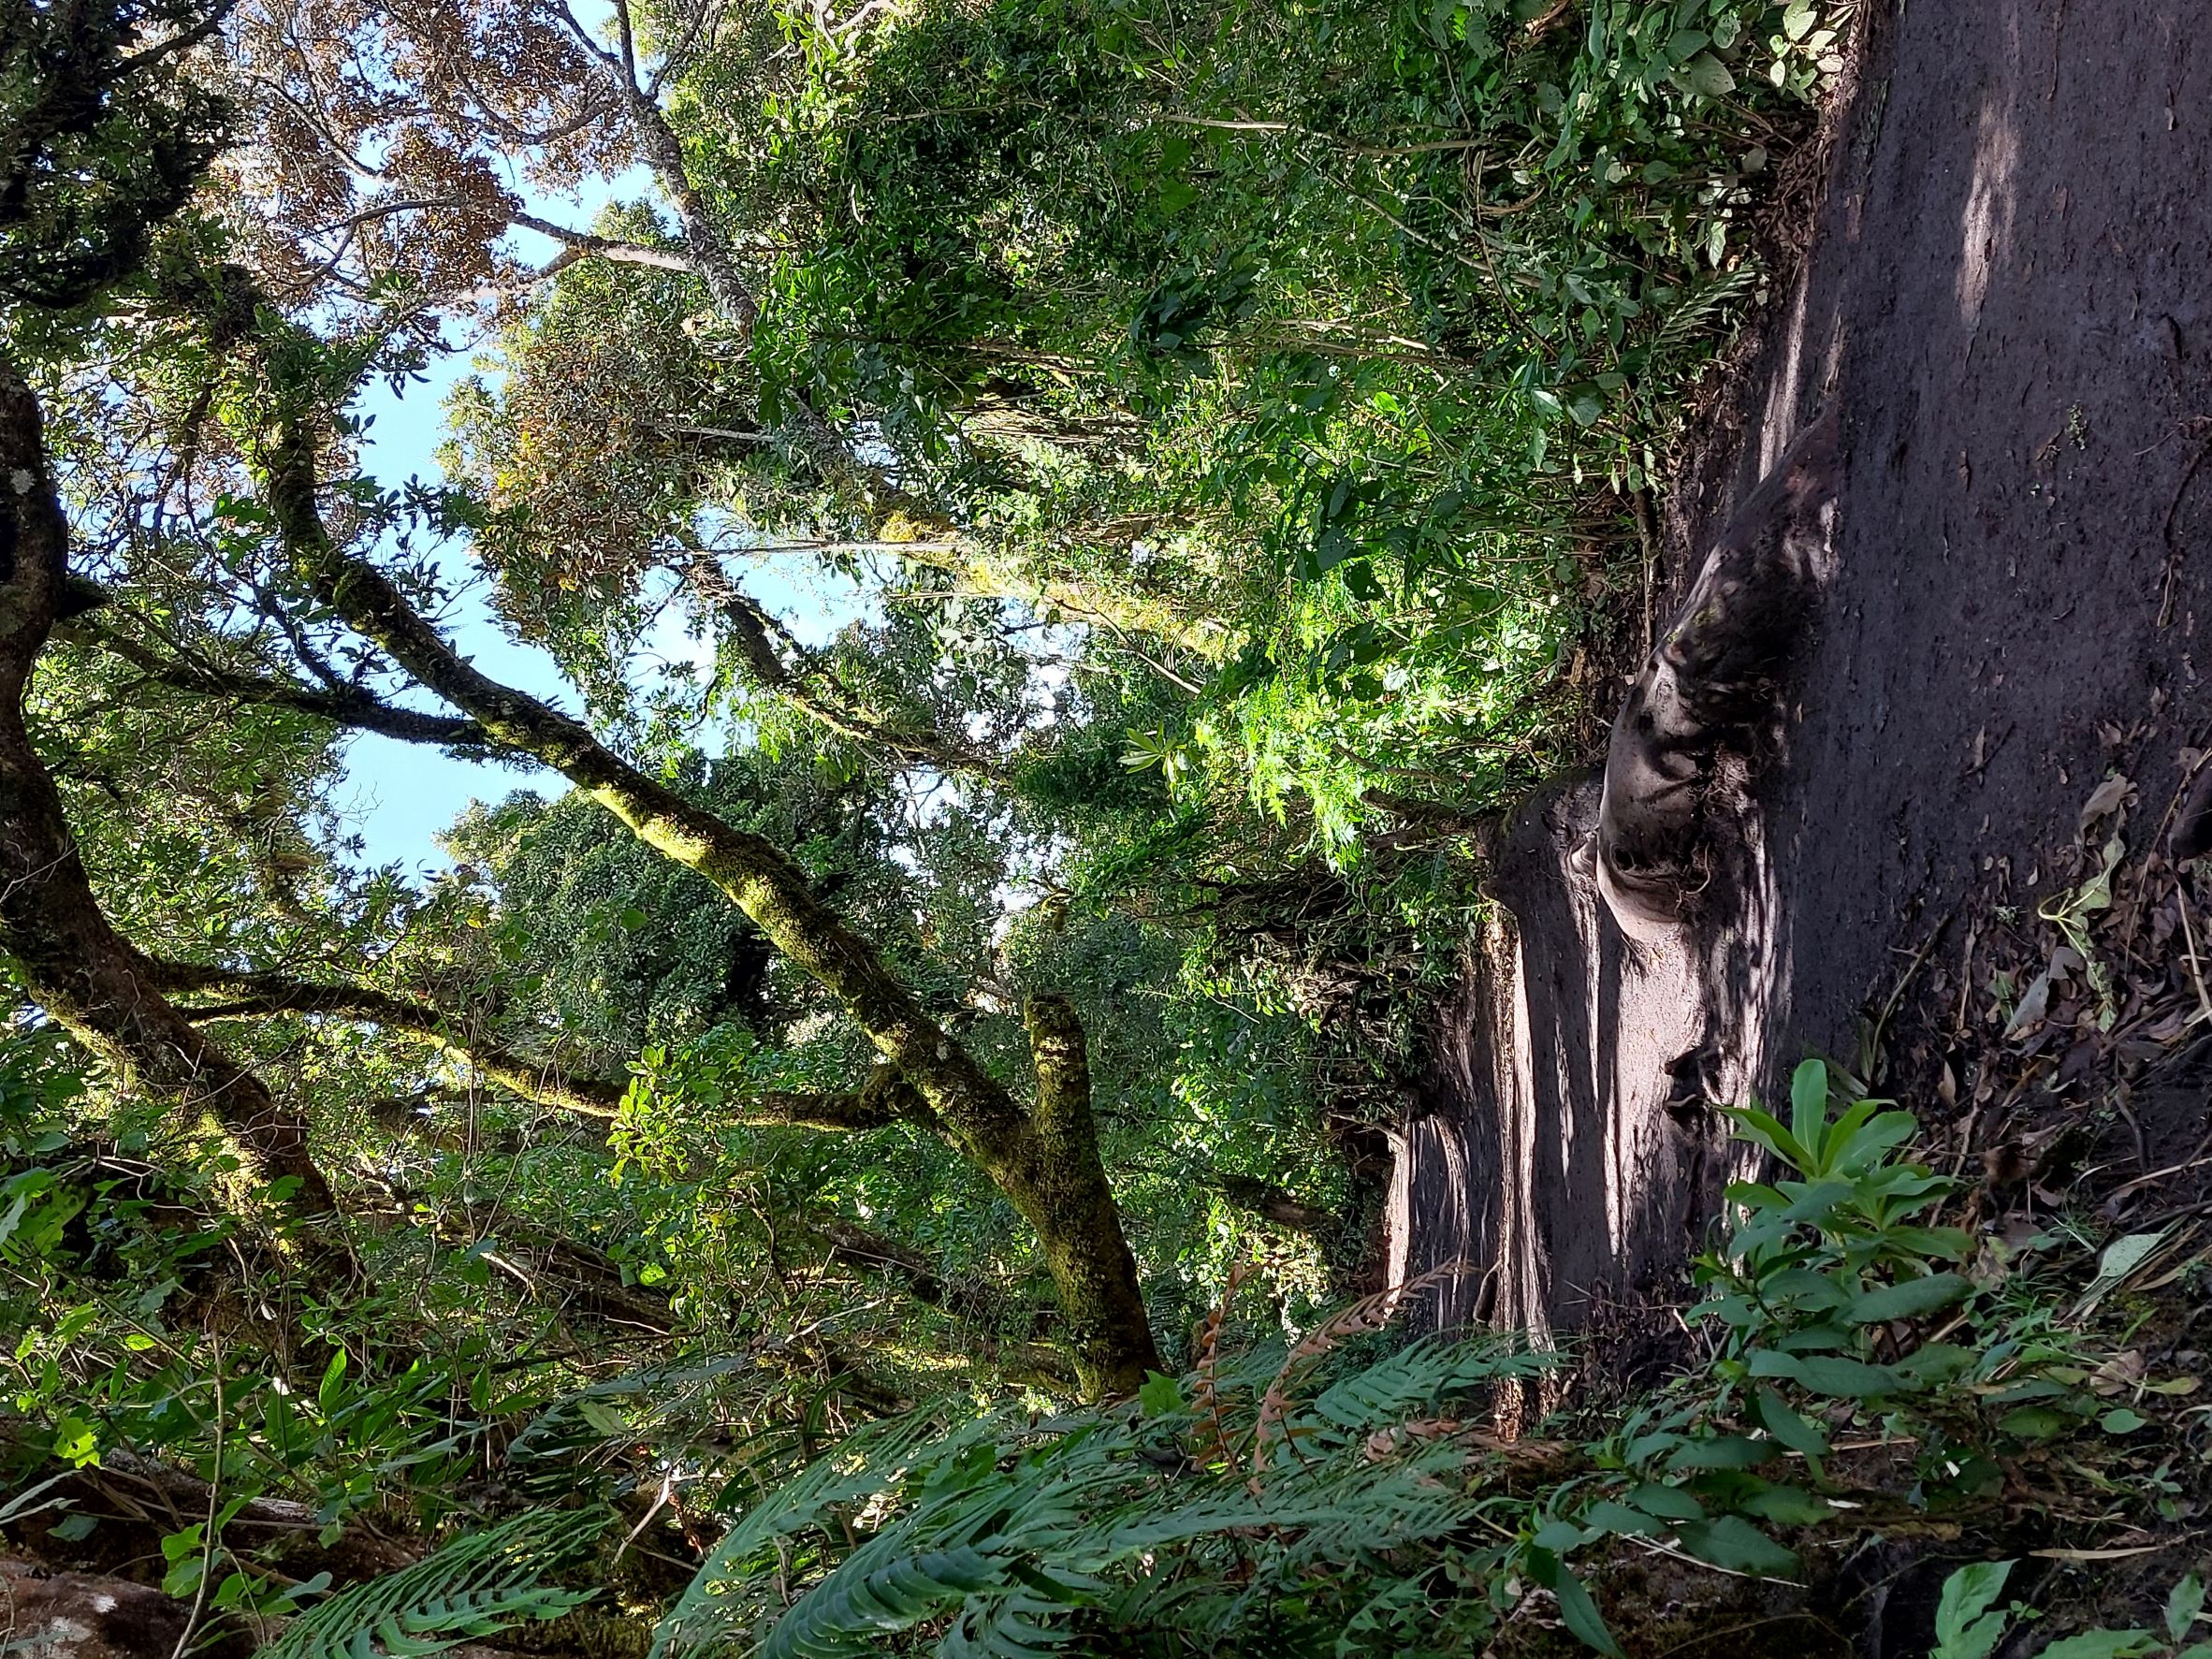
[1013,996,1158,1396]
[0,358,338,1227]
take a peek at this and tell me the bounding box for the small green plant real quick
[1931,1559,2021,1659]
[1929,1564,2210,1659]
[1535,1060,2133,1652]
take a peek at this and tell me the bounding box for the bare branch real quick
[508,211,697,272]
[64,619,501,751]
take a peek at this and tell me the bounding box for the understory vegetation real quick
[11,1055,2210,1654]
[25,0,2207,1652]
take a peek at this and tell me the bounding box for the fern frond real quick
[262,1509,604,1659]
[1649,265,1762,361]
[649,1404,985,1658]
[1189,1254,1255,1467]
[657,1304,1541,1659]
[1252,1260,1469,1481]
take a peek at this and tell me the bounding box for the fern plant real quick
[262,1508,604,1659]
[651,1275,1554,1659]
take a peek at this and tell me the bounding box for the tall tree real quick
[0,0,341,1229]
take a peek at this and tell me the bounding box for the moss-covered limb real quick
[154,961,941,1133]
[151,962,630,1121]
[748,1070,941,1132]
[0,357,339,1226]
[1015,995,1163,1398]
[889,538,1226,660]
[60,617,500,751]
[705,574,1017,789]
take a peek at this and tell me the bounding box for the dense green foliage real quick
[16,1050,2182,1654]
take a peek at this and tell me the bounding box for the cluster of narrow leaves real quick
[258,1509,604,1658]
[648,1275,1553,1658]
[1527,1060,2159,1654]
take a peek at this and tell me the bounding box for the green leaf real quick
[1933,1560,2014,1659]
[1719,1105,1812,1173]
[1682,51,1737,97]
[1525,1549,1623,1657]
[1782,1,1817,41]
[1825,1106,1917,1174]
[618,907,649,931]
[1788,1058,1829,1168]
[2168,1575,2205,1644]
[1753,1388,1829,1461]
[1532,1520,1592,1552]
[1138,1372,1185,1417]
[1747,1349,1904,1398]
[2036,1632,2160,1659]
[1891,1343,1976,1389]
[1671,1516,1797,1577]
[1735,1484,1835,1525]
[2100,1407,2149,1434]
[1665,1433,1773,1472]
[1847,1273,1972,1324]
[1622,1482,1705,1522]
[1583,1500,1665,1538]
[1999,1404,2074,1440]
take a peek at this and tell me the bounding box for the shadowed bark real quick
[1211,1174,1339,1239]
[1592,408,1842,939]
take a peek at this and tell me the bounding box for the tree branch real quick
[150,959,941,1132]
[0,358,338,1229]
[508,211,696,272]
[147,962,628,1119]
[1211,1174,1339,1239]
[63,619,501,751]
[695,567,1015,787]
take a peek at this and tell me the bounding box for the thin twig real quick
[170,1351,223,1659]
[2176,888,2212,1031]
[1631,1535,1806,1588]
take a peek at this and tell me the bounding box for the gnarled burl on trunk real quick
[1589,409,1843,940]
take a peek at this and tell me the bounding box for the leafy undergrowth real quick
[618,1060,2210,1658]
[10,1052,2208,1653]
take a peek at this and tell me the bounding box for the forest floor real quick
[1394,0,2212,1355]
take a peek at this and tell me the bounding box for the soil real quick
[1393,0,2212,1349]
